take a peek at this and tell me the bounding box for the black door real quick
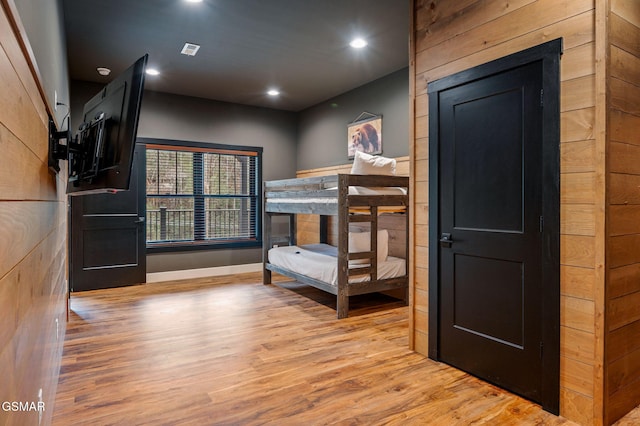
[428,40,561,413]
[70,144,146,291]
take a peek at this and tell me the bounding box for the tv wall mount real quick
[49,112,110,183]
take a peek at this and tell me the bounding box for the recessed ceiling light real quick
[185,0,202,3]
[350,38,368,49]
[267,89,280,96]
[96,67,111,76]
[181,42,201,56]
[146,68,160,76]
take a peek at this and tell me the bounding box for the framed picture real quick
[347,114,382,159]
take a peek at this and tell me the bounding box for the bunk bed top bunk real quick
[264,173,409,216]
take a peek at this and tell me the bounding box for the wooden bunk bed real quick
[262,173,409,318]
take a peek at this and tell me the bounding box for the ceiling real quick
[62,0,410,112]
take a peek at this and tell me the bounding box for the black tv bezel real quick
[66,54,148,195]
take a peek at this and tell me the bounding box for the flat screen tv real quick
[66,54,148,195]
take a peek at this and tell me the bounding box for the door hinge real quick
[540,89,544,107]
[540,341,544,358]
[539,216,544,233]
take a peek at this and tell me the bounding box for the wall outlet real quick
[55,317,59,341]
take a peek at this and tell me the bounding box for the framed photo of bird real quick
[347,113,382,159]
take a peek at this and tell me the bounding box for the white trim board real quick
[146,263,262,283]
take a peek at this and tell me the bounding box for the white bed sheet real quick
[265,186,407,205]
[268,243,406,286]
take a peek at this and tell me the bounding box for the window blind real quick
[145,143,260,248]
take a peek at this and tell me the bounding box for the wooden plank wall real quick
[411,1,601,424]
[605,1,640,424]
[0,2,67,425]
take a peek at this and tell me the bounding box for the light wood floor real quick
[52,272,637,425]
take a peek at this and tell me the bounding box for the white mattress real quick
[268,243,406,286]
[265,186,407,205]
[346,186,407,196]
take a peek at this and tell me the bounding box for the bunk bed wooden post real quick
[337,174,350,319]
[319,215,329,244]
[263,184,272,285]
[289,214,297,245]
[370,206,378,282]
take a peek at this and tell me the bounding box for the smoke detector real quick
[181,42,201,56]
[96,67,111,76]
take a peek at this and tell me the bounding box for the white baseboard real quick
[146,263,263,283]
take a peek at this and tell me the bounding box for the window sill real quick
[146,239,262,254]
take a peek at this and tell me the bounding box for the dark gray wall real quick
[296,67,409,170]
[139,91,297,273]
[69,82,298,273]
[14,0,69,127]
[70,85,299,184]
[138,91,298,181]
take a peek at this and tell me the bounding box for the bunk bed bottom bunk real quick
[265,243,408,319]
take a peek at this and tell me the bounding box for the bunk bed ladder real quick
[337,174,381,318]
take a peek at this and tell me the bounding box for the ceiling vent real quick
[181,42,201,56]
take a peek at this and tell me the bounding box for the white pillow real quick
[350,150,396,176]
[348,229,388,264]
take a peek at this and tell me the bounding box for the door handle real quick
[440,233,453,248]
[134,216,145,224]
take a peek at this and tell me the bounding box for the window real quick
[145,140,262,250]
